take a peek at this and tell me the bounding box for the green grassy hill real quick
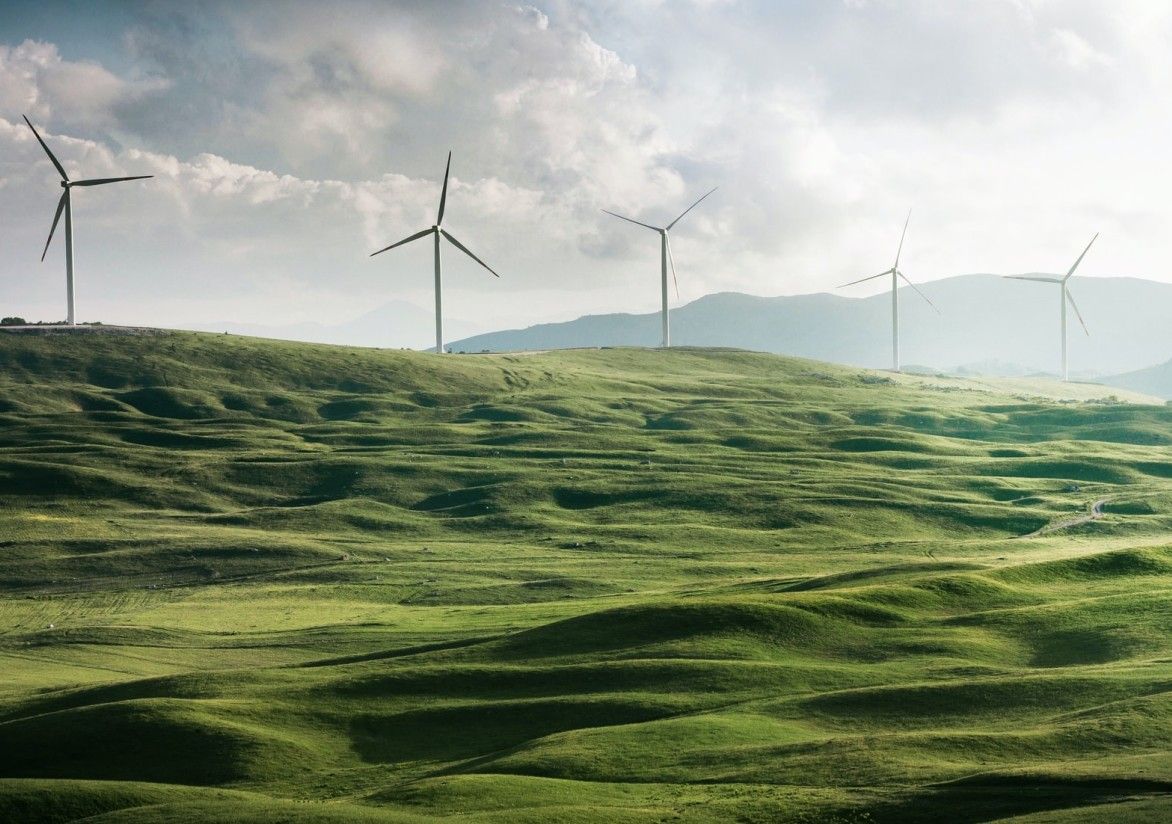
[0,330,1169,823]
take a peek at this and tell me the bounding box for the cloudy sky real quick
[0,1,1167,344]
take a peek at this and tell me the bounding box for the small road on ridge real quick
[1024,497,1109,538]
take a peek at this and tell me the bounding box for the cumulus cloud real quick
[0,39,168,130]
[0,113,550,326]
[2,1,1172,333]
[1049,28,1114,69]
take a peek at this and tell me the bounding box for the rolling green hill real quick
[0,330,1169,823]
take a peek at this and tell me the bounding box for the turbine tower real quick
[24,116,153,326]
[838,210,938,372]
[603,187,718,348]
[1004,233,1097,382]
[370,152,500,354]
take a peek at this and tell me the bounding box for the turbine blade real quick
[41,192,67,262]
[23,115,68,181]
[897,271,940,314]
[602,209,660,231]
[666,233,679,300]
[893,208,911,270]
[1064,232,1099,281]
[441,229,500,277]
[370,227,432,257]
[839,268,894,289]
[1004,275,1062,283]
[437,151,451,225]
[1066,289,1089,335]
[71,175,153,187]
[666,186,718,230]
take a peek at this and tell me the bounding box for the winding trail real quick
[1025,498,1109,537]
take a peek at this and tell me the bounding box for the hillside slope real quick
[0,331,1170,823]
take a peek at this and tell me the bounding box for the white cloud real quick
[0,114,552,330]
[0,39,167,129]
[3,2,1172,339]
[1048,28,1114,69]
[518,5,550,30]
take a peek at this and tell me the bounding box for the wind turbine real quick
[23,115,153,326]
[1004,233,1097,382]
[603,187,718,348]
[839,210,938,372]
[370,152,500,354]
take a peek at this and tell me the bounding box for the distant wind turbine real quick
[1004,233,1097,382]
[370,152,500,354]
[23,115,153,326]
[838,210,938,372]
[603,187,718,348]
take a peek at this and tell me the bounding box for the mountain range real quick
[186,274,1172,397]
[1103,359,1172,400]
[447,274,1172,380]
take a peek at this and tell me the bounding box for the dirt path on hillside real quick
[1024,498,1108,537]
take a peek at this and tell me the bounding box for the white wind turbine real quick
[1004,233,1097,382]
[24,115,153,325]
[603,187,718,348]
[370,152,500,354]
[839,210,938,372]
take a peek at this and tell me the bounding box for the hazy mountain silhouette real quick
[447,274,1172,376]
[1103,359,1172,400]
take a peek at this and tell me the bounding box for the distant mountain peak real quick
[446,274,1172,377]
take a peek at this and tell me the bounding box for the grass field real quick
[0,330,1169,823]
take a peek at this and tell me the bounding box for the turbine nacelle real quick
[369,151,502,354]
[602,187,719,347]
[838,210,938,372]
[23,114,152,325]
[1002,233,1098,380]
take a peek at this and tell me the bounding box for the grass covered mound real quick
[0,330,1169,823]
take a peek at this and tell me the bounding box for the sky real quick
[0,0,1168,346]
